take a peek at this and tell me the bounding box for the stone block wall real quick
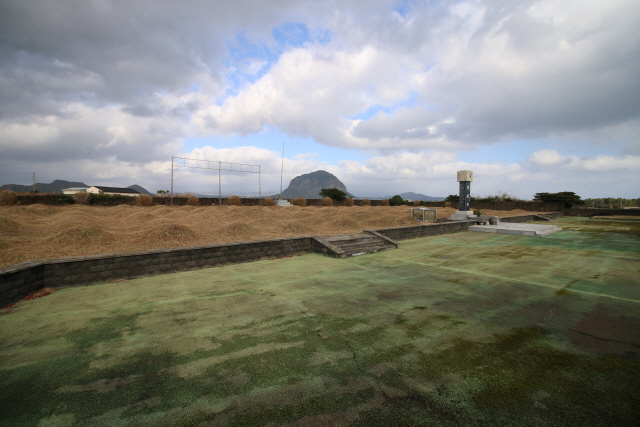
[369,221,471,241]
[564,208,640,217]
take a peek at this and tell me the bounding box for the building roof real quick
[92,186,140,194]
[63,187,89,191]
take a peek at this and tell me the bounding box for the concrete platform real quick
[469,222,562,237]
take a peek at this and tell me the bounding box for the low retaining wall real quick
[367,221,471,241]
[0,213,563,308]
[1,237,313,308]
[564,208,640,217]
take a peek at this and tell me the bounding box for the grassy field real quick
[1,217,639,426]
[0,204,539,268]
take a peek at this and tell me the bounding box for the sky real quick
[1,0,639,199]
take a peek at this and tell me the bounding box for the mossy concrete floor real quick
[1,217,639,426]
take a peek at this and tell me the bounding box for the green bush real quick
[533,192,584,208]
[389,195,404,206]
[50,194,74,205]
[319,188,346,201]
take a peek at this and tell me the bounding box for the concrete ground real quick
[1,217,639,426]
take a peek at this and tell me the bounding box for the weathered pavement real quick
[1,217,639,426]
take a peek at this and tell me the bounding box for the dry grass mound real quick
[263,197,275,206]
[413,200,421,207]
[381,199,390,206]
[0,190,17,206]
[345,198,354,207]
[227,195,241,206]
[321,197,333,206]
[0,204,546,268]
[362,198,371,206]
[149,223,197,241]
[292,197,307,206]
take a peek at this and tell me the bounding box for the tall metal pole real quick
[32,172,35,193]
[259,166,261,205]
[279,143,284,200]
[218,162,221,206]
[170,157,174,206]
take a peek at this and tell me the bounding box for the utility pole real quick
[279,143,284,200]
[32,172,35,193]
[170,157,174,206]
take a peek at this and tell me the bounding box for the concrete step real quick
[343,244,394,256]
[327,233,397,257]
[534,214,554,221]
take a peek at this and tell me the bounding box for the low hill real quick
[128,184,153,196]
[385,192,445,201]
[0,179,89,194]
[0,180,153,195]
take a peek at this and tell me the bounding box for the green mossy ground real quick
[1,217,639,426]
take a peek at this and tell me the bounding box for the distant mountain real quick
[0,179,89,194]
[128,184,153,196]
[277,170,353,199]
[0,180,154,195]
[381,192,445,201]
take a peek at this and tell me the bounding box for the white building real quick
[85,186,141,197]
[62,187,88,195]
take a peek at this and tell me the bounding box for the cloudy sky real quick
[1,0,639,199]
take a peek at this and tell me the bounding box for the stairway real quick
[323,233,397,257]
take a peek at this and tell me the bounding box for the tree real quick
[319,188,346,201]
[445,194,459,204]
[533,192,585,208]
[157,190,166,196]
[389,195,404,206]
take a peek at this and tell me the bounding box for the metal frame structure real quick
[170,157,261,206]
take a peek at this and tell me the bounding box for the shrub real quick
[345,197,354,207]
[227,195,241,206]
[72,192,91,204]
[292,197,307,206]
[413,200,421,207]
[0,190,17,205]
[362,198,371,206]
[184,193,199,206]
[390,195,404,206]
[263,197,275,206]
[137,194,153,206]
[321,196,333,206]
[319,188,346,201]
[381,199,390,206]
[50,194,74,205]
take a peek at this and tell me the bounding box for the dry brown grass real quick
[321,197,333,206]
[0,190,17,206]
[263,197,275,206]
[137,194,153,206]
[0,205,543,268]
[292,197,307,206]
[227,195,241,206]
[345,198,354,207]
[413,200,421,207]
[362,198,371,206]
[381,199,389,206]
[73,192,91,205]
[185,194,199,206]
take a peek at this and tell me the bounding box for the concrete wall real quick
[564,208,640,217]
